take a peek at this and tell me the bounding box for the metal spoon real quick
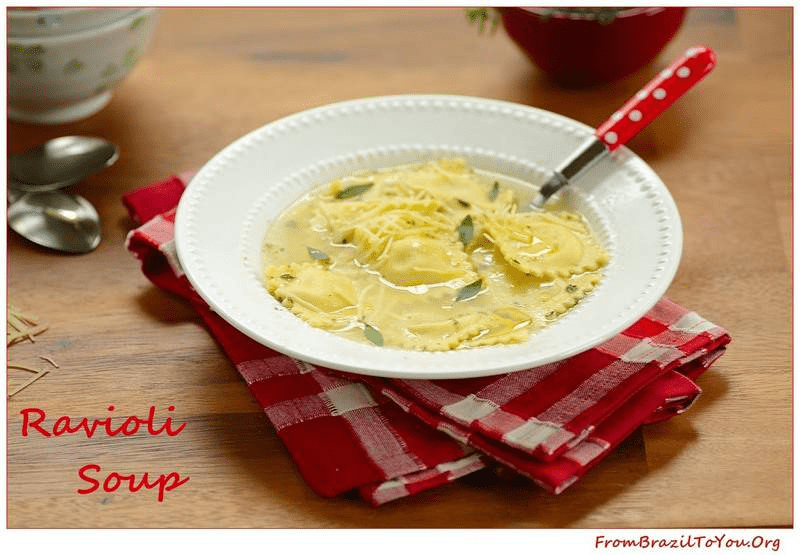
[8,190,102,253]
[8,136,118,192]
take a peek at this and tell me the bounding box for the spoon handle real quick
[532,46,716,208]
[595,45,717,150]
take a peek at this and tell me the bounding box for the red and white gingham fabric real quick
[124,173,731,506]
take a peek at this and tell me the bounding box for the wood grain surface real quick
[5,7,792,529]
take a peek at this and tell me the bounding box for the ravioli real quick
[374,237,478,287]
[481,211,609,278]
[265,262,358,330]
[261,159,609,351]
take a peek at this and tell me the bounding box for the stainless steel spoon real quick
[8,190,102,253]
[8,136,118,192]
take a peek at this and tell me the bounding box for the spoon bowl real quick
[8,190,102,253]
[8,136,118,192]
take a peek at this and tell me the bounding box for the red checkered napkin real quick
[124,174,731,506]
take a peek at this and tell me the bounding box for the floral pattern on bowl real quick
[7,8,159,124]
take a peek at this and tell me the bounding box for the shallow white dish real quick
[175,95,682,379]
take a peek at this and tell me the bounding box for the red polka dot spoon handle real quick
[532,45,716,208]
[596,46,716,150]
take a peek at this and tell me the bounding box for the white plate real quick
[175,95,682,379]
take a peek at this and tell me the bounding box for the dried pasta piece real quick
[7,305,48,346]
[8,369,49,399]
[482,211,609,278]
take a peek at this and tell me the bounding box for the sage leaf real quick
[307,246,329,261]
[364,323,384,346]
[455,279,482,302]
[488,181,500,201]
[335,182,373,199]
[457,215,474,246]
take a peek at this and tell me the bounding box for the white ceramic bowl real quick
[175,95,683,379]
[7,8,160,124]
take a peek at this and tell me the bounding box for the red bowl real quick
[499,7,687,86]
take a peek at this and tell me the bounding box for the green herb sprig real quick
[364,323,384,346]
[307,247,330,261]
[335,182,374,199]
[457,215,474,246]
[488,181,500,201]
[466,8,500,34]
[455,279,483,302]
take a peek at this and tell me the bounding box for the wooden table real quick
[6,8,792,529]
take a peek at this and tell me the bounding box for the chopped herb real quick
[457,199,471,208]
[335,182,374,199]
[457,215,474,246]
[307,246,329,261]
[545,310,557,320]
[364,323,384,346]
[566,284,578,293]
[455,279,482,302]
[488,181,500,201]
[280,273,295,280]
